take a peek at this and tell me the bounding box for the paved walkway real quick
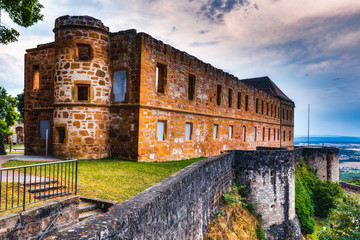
[0,154,62,184]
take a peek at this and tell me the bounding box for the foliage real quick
[345,178,360,185]
[205,183,263,240]
[295,159,343,235]
[0,0,43,44]
[222,184,246,206]
[15,91,24,123]
[312,180,343,218]
[0,131,5,155]
[295,174,315,234]
[0,86,18,135]
[318,193,360,240]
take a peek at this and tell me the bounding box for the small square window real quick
[156,63,167,94]
[214,124,218,139]
[185,123,193,140]
[55,127,66,144]
[77,85,89,101]
[157,121,167,141]
[229,125,233,139]
[77,44,91,61]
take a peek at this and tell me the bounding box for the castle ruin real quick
[24,15,294,161]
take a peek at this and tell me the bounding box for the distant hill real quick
[294,136,360,144]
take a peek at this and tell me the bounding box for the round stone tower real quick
[52,16,111,159]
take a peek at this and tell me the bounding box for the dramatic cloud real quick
[1,0,360,136]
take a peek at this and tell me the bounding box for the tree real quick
[0,0,43,44]
[16,91,24,123]
[0,86,18,135]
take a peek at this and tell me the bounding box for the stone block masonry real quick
[25,15,295,161]
[44,147,339,240]
[0,196,79,240]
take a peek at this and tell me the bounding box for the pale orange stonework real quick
[24,16,294,161]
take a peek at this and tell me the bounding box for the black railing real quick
[0,160,78,212]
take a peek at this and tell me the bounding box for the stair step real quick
[79,203,97,213]
[79,210,103,221]
[25,180,58,186]
[34,191,71,200]
[28,185,65,193]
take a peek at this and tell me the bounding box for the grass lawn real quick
[2,157,205,203]
[4,143,25,154]
[307,217,331,240]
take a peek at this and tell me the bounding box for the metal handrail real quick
[0,160,78,212]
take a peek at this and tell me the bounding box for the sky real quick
[1,0,360,137]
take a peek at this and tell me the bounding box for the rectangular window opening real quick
[229,125,233,139]
[263,127,265,141]
[216,85,222,106]
[254,127,257,141]
[156,63,167,94]
[77,84,89,101]
[32,65,40,90]
[289,131,291,141]
[271,105,273,117]
[268,128,271,141]
[237,92,241,109]
[113,71,127,102]
[157,121,167,141]
[267,103,269,115]
[77,43,91,61]
[188,74,196,101]
[256,99,259,113]
[243,126,246,142]
[39,120,50,140]
[56,127,66,144]
[283,130,286,141]
[228,88,232,108]
[261,101,264,114]
[278,129,280,140]
[245,95,248,111]
[274,128,276,141]
[213,124,218,139]
[185,122,193,141]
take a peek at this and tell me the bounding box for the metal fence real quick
[0,160,78,212]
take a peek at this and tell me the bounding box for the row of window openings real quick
[157,121,292,143]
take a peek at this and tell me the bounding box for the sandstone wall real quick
[24,43,55,155]
[233,149,302,239]
[52,16,111,159]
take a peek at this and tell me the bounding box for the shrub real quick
[313,180,343,218]
[295,174,315,234]
[0,131,5,155]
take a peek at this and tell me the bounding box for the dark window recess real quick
[237,92,241,109]
[77,44,91,61]
[268,128,271,141]
[267,103,269,115]
[256,98,259,113]
[283,131,286,141]
[263,127,265,141]
[261,101,264,114]
[245,95,248,111]
[188,74,195,100]
[32,65,40,90]
[56,127,66,144]
[216,85,222,106]
[156,63,167,94]
[78,85,89,101]
[228,88,232,108]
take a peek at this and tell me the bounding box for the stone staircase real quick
[78,200,104,221]
[27,180,71,200]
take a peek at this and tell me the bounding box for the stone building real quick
[24,15,295,161]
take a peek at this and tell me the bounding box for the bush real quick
[0,131,5,155]
[295,174,315,234]
[313,180,343,218]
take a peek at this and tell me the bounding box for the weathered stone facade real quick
[25,15,295,161]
